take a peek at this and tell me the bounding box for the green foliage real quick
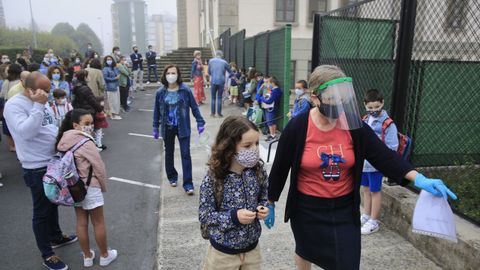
[76,23,103,56]
[0,27,77,59]
[0,46,47,64]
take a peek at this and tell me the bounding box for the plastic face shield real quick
[315,77,363,130]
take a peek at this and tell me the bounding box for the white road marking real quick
[138,109,154,112]
[128,132,154,138]
[109,177,160,189]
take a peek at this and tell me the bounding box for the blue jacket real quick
[229,71,240,86]
[291,94,311,118]
[363,110,399,172]
[199,168,268,254]
[260,87,282,113]
[49,81,71,100]
[153,83,205,139]
[102,67,119,91]
[130,52,144,71]
[191,59,203,78]
[208,57,231,85]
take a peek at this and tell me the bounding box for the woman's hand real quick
[256,205,269,220]
[237,209,256,225]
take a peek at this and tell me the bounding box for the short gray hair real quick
[215,50,224,58]
[309,65,346,94]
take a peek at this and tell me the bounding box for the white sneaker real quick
[360,214,370,225]
[146,81,150,84]
[361,219,379,235]
[112,115,122,120]
[83,249,95,267]
[99,249,118,266]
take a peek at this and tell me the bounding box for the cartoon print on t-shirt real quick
[317,144,346,181]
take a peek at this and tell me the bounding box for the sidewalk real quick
[155,87,440,270]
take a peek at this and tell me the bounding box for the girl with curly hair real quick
[199,116,270,269]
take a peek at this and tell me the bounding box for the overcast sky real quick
[3,0,177,52]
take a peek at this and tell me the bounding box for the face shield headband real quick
[314,77,363,130]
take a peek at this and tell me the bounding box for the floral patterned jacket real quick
[199,167,268,254]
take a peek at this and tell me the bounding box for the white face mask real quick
[166,74,178,84]
[81,124,94,135]
[295,88,304,96]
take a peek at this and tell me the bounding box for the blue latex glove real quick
[153,128,159,139]
[414,173,457,200]
[264,203,275,229]
[197,126,205,134]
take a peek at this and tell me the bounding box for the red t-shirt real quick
[297,113,355,198]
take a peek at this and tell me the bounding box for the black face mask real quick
[318,103,340,119]
[134,50,138,53]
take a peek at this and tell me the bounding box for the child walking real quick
[51,89,73,127]
[199,116,271,270]
[56,109,118,267]
[361,89,399,234]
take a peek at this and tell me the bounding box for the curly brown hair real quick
[208,116,264,194]
[47,65,65,81]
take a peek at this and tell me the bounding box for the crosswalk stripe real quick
[109,177,160,189]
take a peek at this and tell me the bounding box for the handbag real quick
[94,112,109,129]
[67,166,92,203]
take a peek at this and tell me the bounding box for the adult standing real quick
[117,56,131,112]
[146,45,159,84]
[72,70,105,150]
[207,50,231,117]
[85,59,107,114]
[112,46,122,64]
[102,56,121,120]
[4,72,77,270]
[265,65,457,270]
[0,63,22,152]
[85,43,94,59]
[47,66,70,100]
[190,50,205,105]
[152,64,205,194]
[130,45,144,91]
[40,54,51,75]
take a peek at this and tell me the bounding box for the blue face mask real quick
[106,60,113,66]
[52,74,61,81]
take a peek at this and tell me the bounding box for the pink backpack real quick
[43,137,92,206]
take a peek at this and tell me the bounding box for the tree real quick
[76,23,103,56]
[51,22,77,41]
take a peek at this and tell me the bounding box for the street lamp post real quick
[28,0,37,48]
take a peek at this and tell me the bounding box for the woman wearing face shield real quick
[265,65,457,270]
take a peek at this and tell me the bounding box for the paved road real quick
[0,88,163,270]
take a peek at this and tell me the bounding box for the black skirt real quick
[290,192,361,270]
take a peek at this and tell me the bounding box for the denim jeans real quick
[210,84,224,115]
[148,65,159,82]
[23,167,63,259]
[164,126,193,189]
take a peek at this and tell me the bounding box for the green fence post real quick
[280,25,292,130]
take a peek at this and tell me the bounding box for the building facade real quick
[111,0,148,54]
[148,14,178,56]
[179,0,353,86]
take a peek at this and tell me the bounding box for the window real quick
[276,0,296,23]
[308,0,328,23]
[446,0,467,30]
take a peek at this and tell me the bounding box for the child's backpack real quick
[43,137,93,206]
[363,116,412,160]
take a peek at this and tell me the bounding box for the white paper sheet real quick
[412,190,458,243]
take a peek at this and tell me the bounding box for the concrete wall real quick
[291,38,312,86]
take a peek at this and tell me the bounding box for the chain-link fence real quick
[312,0,480,224]
[217,26,292,130]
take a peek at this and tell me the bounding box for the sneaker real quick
[0,182,3,187]
[146,81,150,84]
[217,114,224,118]
[210,114,216,118]
[43,255,68,270]
[361,219,380,235]
[100,249,118,266]
[184,183,194,195]
[111,115,122,120]
[241,111,247,116]
[360,214,370,225]
[157,81,161,84]
[51,234,78,249]
[169,179,178,187]
[83,249,95,268]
